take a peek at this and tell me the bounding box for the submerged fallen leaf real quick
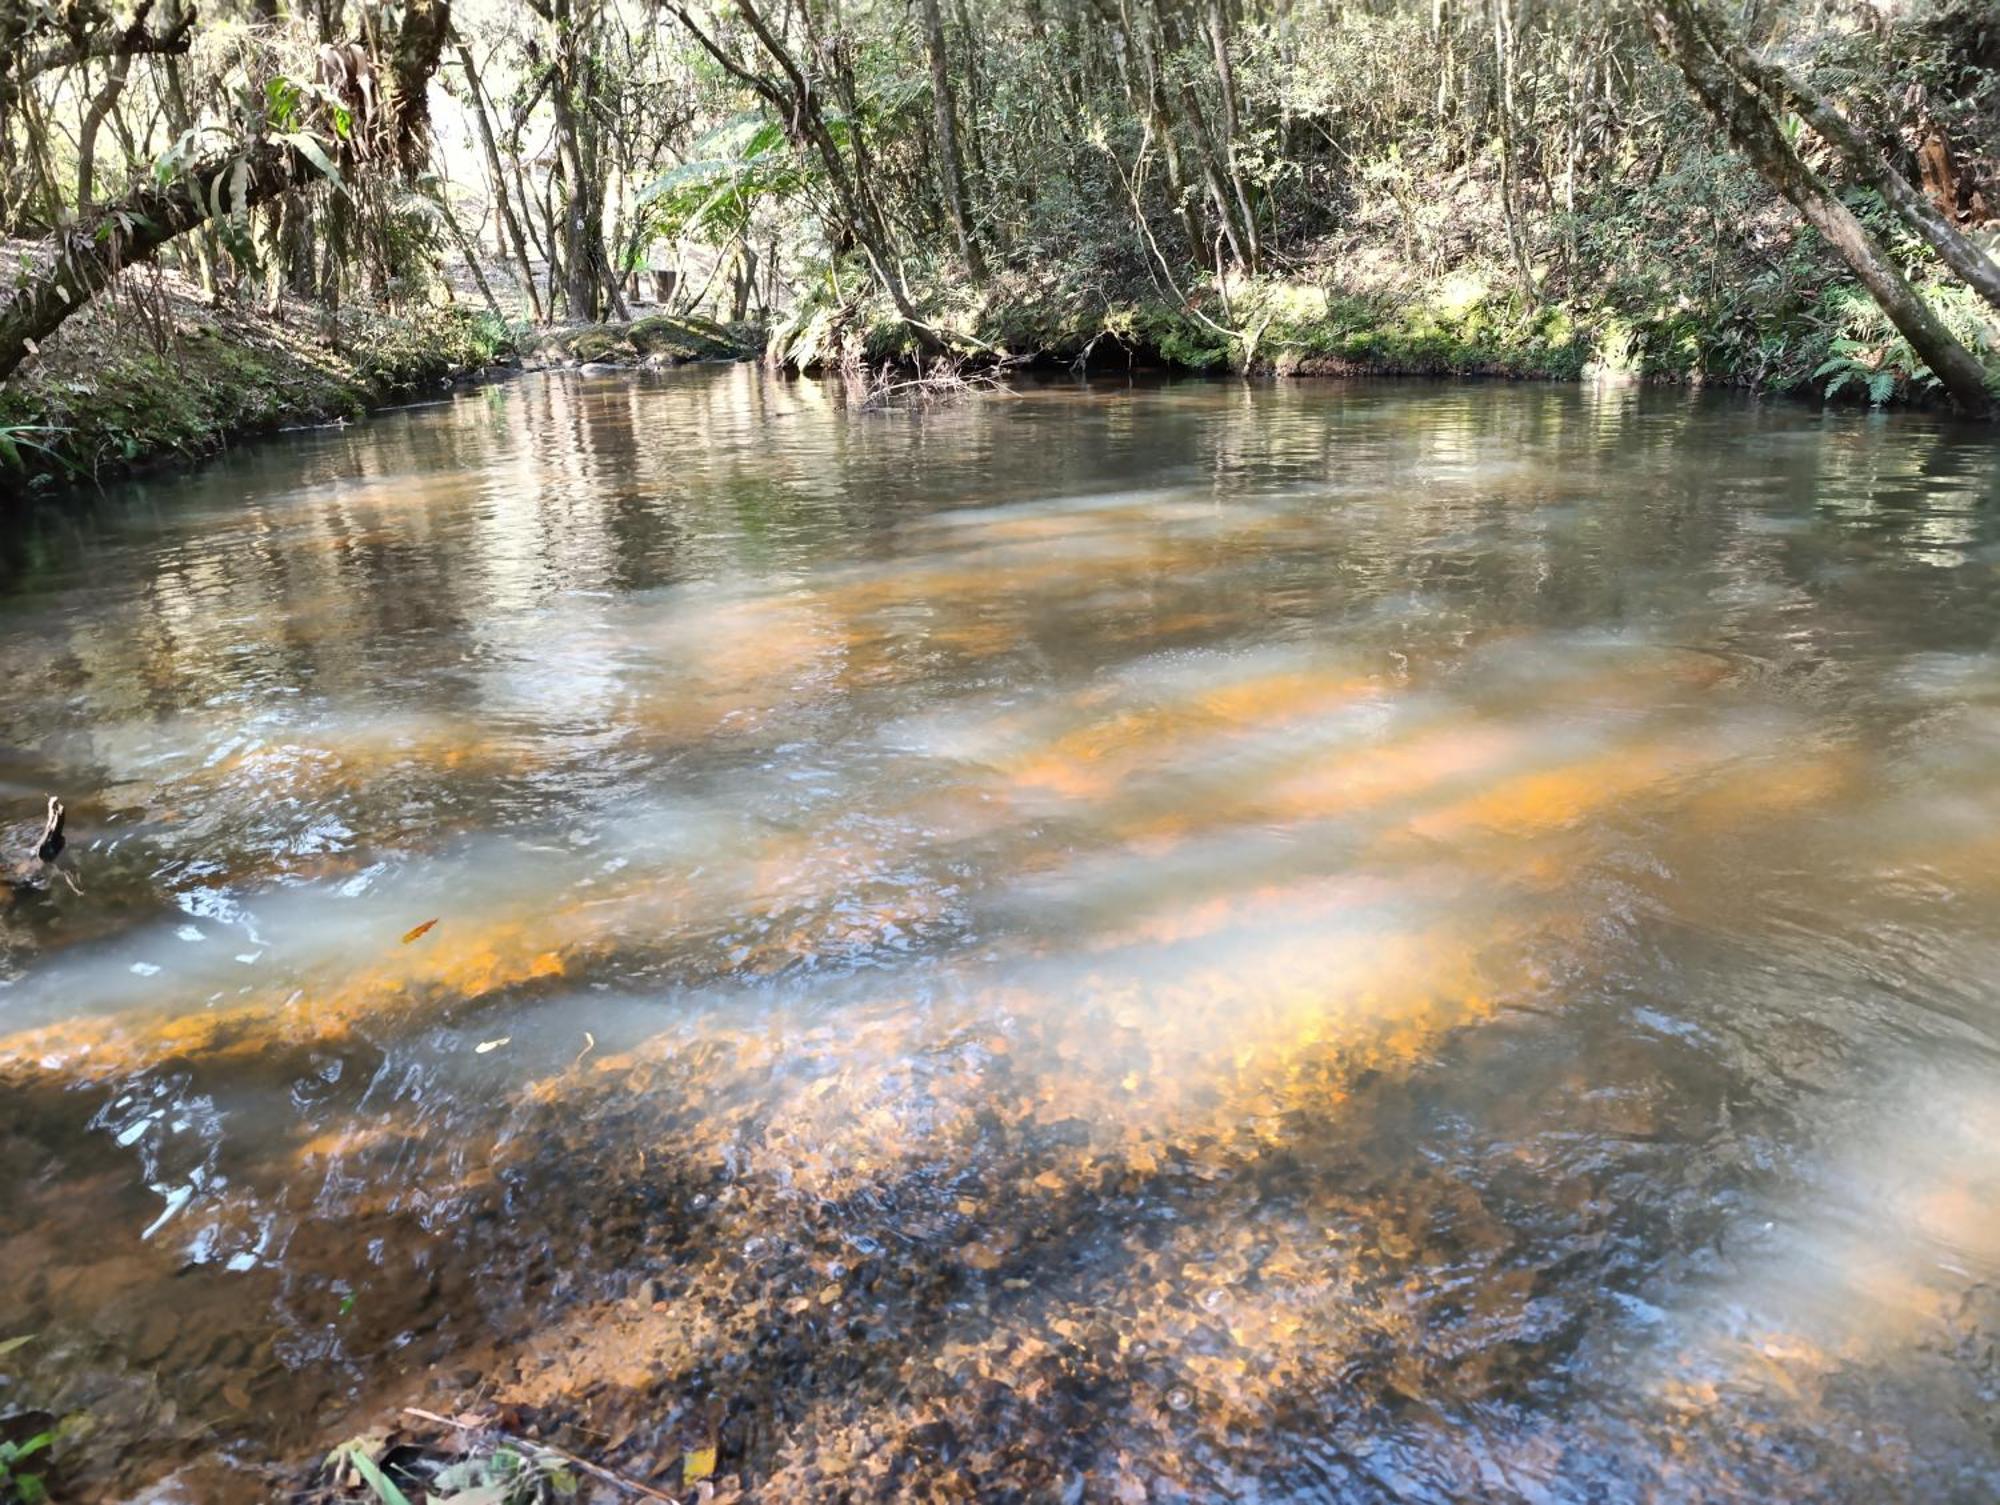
[0,1334,34,1358]
[475,1037,511,1054]
[401,918,439,944]
[222,1381,252,1410]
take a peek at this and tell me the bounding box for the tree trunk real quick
[159,52,219,301]
[74,0,175,213]
[918,0,985,281]
[1202,0,1260,273]
[433,177,509,328]
[542,0,621,323]
[1646,0,1993,415]
[552,79,600,318]
[730,238,758,322]
[77,49,138,211]
[1102,0,1202,257]
[1490,0,1538,305]
[382,0,452,176]
[455,39,545,322]
[951,0,987,192]
[1153,3,1249,269]
[667,0,931,340]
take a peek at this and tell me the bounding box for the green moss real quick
[1143,309,1232,371]
[568,327,639,364]
[628,316,709,360]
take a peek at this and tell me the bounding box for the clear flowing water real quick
[1,369,1998,1503]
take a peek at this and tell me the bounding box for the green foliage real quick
[1140,307,1231,371]
[0,1431,52,1504]
[0,302,511,490]
[768,264,864,372]
[639,113,802,246]
[428,1444,579,1503]
[326,1443,414,1505]
[1814,339,1900,405]
[323,1433,577,1505]
[0,424,75,476]
[1807,283,2000,405]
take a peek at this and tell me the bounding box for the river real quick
[1,368,1997,1501]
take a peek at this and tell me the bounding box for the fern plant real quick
[1813,337,1902,405]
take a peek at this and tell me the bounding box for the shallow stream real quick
[1,370,1997,1501]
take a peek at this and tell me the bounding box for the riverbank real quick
[756,150,1996,407]
[0,279,502,493]
[0,274,759,494]
[3,244,1986,498]
[776,258,1994,408]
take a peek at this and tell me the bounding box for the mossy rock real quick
[569,328,640,364]
[627,315,740,360]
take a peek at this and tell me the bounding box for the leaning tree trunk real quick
[1691,15,2000,319]
[0,0,452,384]
[0,141,306,381]
[667,0,931,340]
[1646,0,1993,416]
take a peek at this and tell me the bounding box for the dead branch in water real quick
[857,353,1025,411]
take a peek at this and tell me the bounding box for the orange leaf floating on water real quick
[401,918,439,944]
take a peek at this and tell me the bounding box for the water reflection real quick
[1,371,1998,1501]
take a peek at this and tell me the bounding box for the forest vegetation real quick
[2,4,2000,1502]
[0,0,1995,483]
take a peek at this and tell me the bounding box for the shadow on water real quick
[0,369,1998,1500]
